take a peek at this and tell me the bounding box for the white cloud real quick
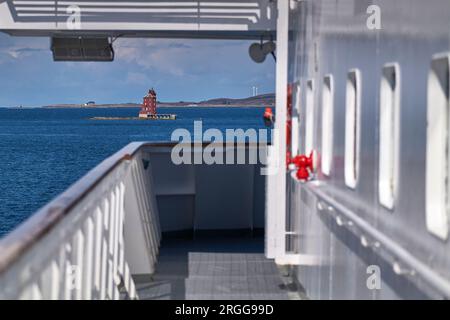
[0,34,48,61]
[114,38,260,79]
[126,71,151,84]
[115,39,187,76]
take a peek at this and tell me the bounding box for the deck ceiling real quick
[0,0,276,39]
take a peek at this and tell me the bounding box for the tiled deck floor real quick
[135,236,292,300]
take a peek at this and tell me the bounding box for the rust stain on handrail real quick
[122,154,133,161]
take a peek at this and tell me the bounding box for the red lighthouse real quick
[139,88,157,118]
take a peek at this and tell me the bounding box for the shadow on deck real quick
[134,234,294,300]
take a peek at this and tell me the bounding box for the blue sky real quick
[0,33,275,107]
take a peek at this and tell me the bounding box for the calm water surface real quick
[0,107,266,237]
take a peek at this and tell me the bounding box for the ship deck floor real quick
[134,235,297,300]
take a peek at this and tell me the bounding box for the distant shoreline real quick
[40,93,275,109]
[42,103,273,109]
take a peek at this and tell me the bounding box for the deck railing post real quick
[266,0,289,261]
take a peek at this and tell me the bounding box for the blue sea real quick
[0,107,266,237]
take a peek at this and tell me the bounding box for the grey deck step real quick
[135,236,291,300]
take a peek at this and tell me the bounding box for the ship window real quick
[379,64,400,210]
[426,54,450,240]
[305,80,314,155]
[345,70,361,189]
[291,82,301,156]
[321,75,334,176]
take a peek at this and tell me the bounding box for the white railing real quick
[0,142,161,300]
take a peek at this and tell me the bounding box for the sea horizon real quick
[0,106,267,237]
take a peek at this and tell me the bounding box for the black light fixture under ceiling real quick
[51,37,114,62]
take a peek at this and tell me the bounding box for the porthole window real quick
[305,80,314,155]
[345,70,361,189]
[379,64,400,210]
[426,54,450,240]
[291,82,301,156]
[321,75,334,176]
